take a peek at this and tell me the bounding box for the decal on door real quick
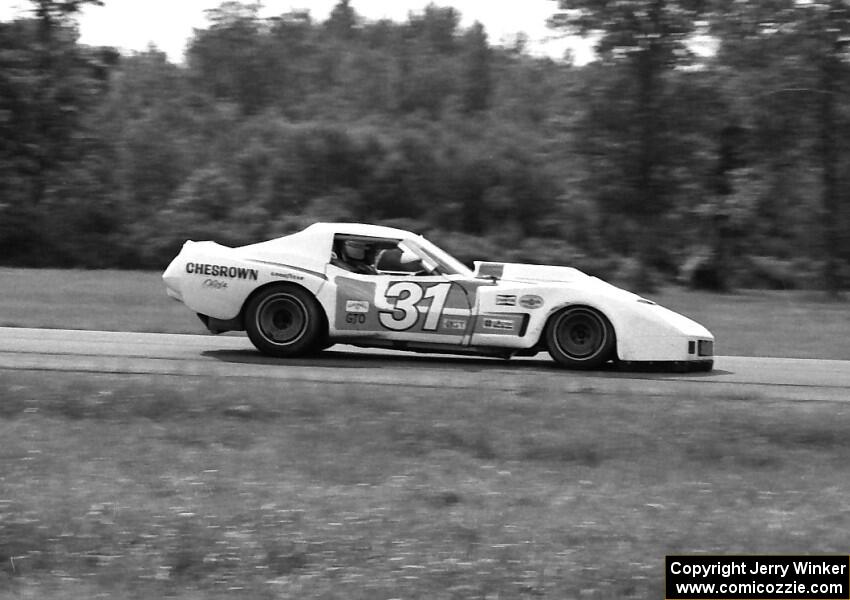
[473,313,526,336]
[334,277,380,331]
[335,277,470,336]
[379,281,451,331]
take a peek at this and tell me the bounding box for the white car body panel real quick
[473,262,713,360]
[162,240,328,321]
[162,222,714,366]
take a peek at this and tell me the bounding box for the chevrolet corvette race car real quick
[162,223,714,370]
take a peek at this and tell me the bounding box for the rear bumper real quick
[162,256,184,301]
[197,313,244,335]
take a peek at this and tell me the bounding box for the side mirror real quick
[473,261,504,280]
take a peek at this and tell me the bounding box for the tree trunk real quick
[634,11,662,290]
[820,42,839,296]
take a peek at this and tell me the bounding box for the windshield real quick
[403,237,474,277]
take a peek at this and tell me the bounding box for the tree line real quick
[1,0,849,292]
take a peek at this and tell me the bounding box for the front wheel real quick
[244,285,324,357]
[545,306,616,369]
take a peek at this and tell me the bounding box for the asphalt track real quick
[1,327,849,401]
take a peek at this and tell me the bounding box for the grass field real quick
[1,267,849,358]
[2,370,850,599]
[1,268,848,598]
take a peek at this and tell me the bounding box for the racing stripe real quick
[446,279,493,309]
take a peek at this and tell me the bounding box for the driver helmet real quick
[342,240,367,261]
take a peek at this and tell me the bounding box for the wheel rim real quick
[553,308,607,360]
[256,294,307,345]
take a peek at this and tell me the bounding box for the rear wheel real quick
[546,306,615,369]
[245,285,324,357]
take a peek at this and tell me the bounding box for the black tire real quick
[244,284,324,357]
[545,306,616,369]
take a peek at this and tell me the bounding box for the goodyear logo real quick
[187,263,258,280]
[519,294,544,309]
[271,271,304,281]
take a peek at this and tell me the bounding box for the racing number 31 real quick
[379,282,451,331]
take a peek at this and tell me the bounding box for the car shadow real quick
[201,348,551,371]
[201,348,730,378]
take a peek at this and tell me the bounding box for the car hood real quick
[474,261,712,340]
[475,261,642,301]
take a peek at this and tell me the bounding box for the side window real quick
[330,235,404,276]
[374,247,425,275]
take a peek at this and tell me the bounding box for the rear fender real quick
[239,281,331,337]
[168,241,326,321]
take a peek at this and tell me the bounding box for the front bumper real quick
[616,359,714,373]
[617,333,715,364]
[613,331,715,371]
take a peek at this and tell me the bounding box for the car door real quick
[329,268,476,344]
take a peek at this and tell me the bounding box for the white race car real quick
[162,223,714,370]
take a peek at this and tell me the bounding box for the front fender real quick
[606,302,713,361]
[529,291,712,362]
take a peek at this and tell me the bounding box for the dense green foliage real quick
[1,0,849,290]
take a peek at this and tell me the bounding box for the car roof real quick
[233,222,419,271]
[305,222,417,239]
